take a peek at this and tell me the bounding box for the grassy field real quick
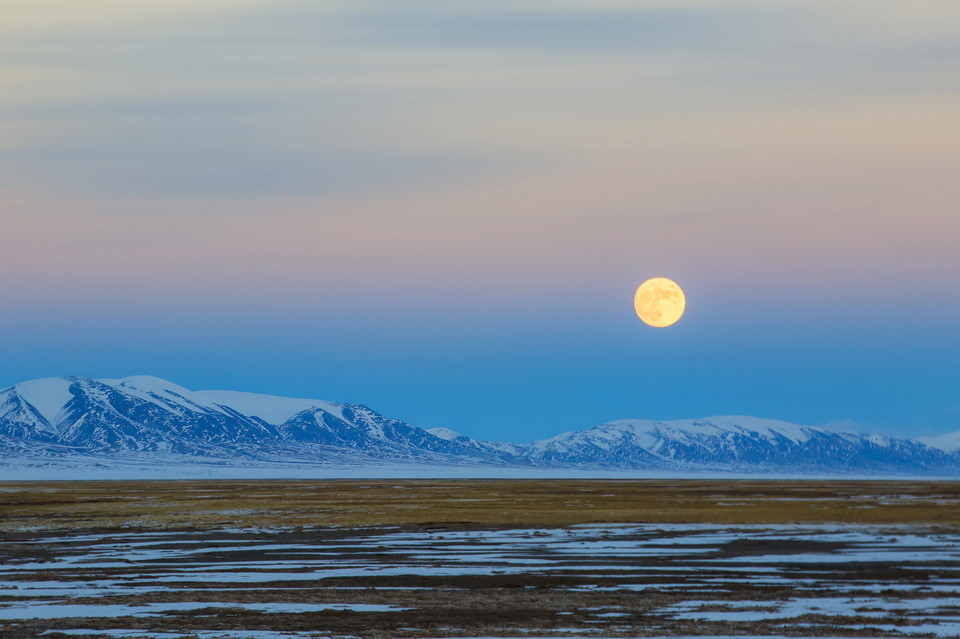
[2,479,960,531]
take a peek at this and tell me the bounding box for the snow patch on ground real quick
[41,631,339,638]
[0,601,407,619]
[8,524,960,637]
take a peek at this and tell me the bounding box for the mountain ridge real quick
[2,375,959,476]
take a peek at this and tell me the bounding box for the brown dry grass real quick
[2,479,959,531]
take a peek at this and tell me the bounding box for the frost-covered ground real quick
[2,457,909,481]
[4,524,960,638]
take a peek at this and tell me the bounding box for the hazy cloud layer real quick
[2,0,958,438]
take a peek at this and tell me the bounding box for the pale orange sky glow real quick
[2,0,959,439]
[3,1,959,309]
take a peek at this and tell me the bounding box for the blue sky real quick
[1,0,958,442]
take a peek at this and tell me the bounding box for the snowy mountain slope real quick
[529,417,959,474]
[0,376,522,465]
[919,431,960,453]
[427,427,467,441]
[2,376,958,475]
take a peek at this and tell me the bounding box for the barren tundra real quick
[3,480,960,638]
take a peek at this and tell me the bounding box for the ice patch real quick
[8,523,960,637]
[0,601,407,619]
[41,631,337,639]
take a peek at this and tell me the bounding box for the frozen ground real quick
[3,458,920,481]
[3,523,960,637]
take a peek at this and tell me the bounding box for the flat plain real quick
[3,480,960,638]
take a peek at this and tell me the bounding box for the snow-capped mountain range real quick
[2,375,959,476]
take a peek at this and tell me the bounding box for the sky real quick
[1,0,958,442]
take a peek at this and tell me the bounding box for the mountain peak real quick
[427,427,467,441]
[599,416,815,445]
[10,377,76,426]
[104,375,195,394]
[2,375,959,476]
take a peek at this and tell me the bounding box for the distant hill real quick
[2,376,959,476]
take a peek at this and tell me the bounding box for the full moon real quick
[634,278,685,327]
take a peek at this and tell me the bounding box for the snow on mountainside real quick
[100,376,344,425]
[2,376,959,475]
[529,416,958,474]
[919,431,960,453]
[0,376,523,466]
[427,427,467,441]
[12,377,75,426]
